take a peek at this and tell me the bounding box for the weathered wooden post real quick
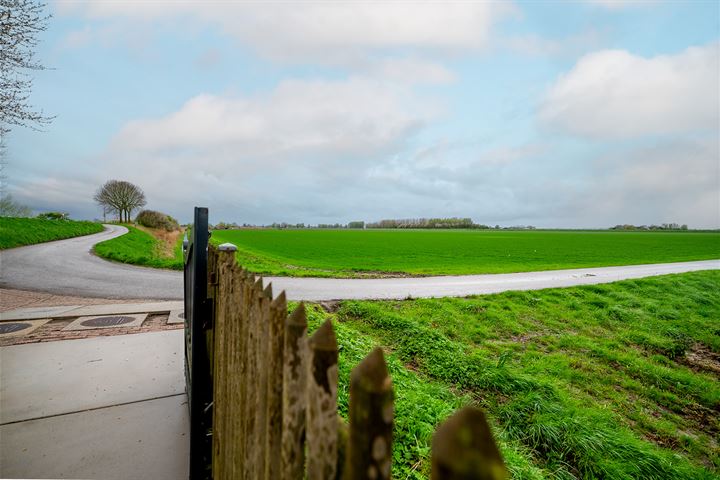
[242,277,263,478]
[306,319,339,480]
[212,243,241,480]
[265,290,287,480]
[431,407,508,480]
[346,347,394,480]
[231,267,252,479]
[281,303,308,480]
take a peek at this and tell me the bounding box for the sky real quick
[4,0,720,227]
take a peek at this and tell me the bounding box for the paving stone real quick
[0,301,184,322]
[167,309,185,324]
[0,394,189,480]
[0,305,80,322]
[1,329,185,423]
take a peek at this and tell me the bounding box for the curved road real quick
[1,226,718,301]
[0,225,182,299]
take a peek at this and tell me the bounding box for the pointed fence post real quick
[431,407,508,480]
[211,244,238,480]
[281,303,308,480]
[242,277,264,479]
[228,264,249,479]
[306,319,339,480]
[346,347,394,480]
[265,290,287,480]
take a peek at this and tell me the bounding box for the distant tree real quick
[348,221,364,229]
[0,0,54,134]
[0,192,30,216]
[93,180,146,222]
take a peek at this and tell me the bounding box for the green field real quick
[93,224,184,270]
[317,270,720,479]
[0,217,104,249]
[211,229,720,277]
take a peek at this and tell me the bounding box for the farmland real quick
[211,229,720,278]
[316,270,720,478]
[0,217,104,250]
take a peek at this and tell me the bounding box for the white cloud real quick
[583,137,720,227]
[112,77,433,158]
[539,43,720,138]
[55,1,514,63]
[585,0,657,9]
[504,29,605,57]
[368,58,456,85]
[66,76,439,223]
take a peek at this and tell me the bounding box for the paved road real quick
[1,226,718,300]
[0,225,182,299]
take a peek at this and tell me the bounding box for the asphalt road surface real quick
[0,225,182,300]
[1,225,718,301]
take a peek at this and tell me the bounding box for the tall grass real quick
[93,224,184,269]
[327,271,720,478]
[0,217,104,249]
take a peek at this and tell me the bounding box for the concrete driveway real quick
[0,329,188,480]
[1,226,718,300]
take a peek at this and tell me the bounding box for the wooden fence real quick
[204,243,508,479]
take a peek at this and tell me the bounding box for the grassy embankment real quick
[211,229,720,278]
[93,224,184,269]
[0,217,104,249]
[320,270,720,479]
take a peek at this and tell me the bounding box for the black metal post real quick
[184,207,212,480]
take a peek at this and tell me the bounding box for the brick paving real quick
[0,313,183,347]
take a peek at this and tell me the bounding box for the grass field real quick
[316,270,720,479]
[93,224,184,270]
[0,217,104,249]
[211,229,720,278]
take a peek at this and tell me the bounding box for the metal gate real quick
[183,207,213,480]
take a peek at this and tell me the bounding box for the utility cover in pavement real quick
[81,316,135,327]
[0,319,52,338]
[63,313,148,331]
[0,323,31,334]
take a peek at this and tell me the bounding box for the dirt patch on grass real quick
[683,343,720,376]
[135,224,184,258]
[318,301,341,313]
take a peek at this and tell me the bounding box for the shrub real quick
[135,209,180,231]
[36,211,69,220]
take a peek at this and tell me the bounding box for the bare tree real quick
[0,192,30,216]
[1,0,53,135]
[1,1,53,207]
[94,180,147,223]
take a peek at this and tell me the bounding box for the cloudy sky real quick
[6,0,720,227]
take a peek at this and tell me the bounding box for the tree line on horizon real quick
[211,218,532,230]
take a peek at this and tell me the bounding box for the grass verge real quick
[0,217,104,249]
[304,271,719,478]
[93,224,184,269]
[211,229,720,278]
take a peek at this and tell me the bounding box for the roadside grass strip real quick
[300,304,547,480]
[93,224,184,270]
[211,229,720,278]
[0,217,104,249]
[323,271,719,479]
